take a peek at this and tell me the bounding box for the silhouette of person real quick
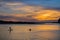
[29,28,31,31]
[9,27,12,32]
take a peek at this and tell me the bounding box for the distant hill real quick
[0,20,59,24]
[0,20,44,24]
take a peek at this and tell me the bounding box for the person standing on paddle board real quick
[9,27,13,32]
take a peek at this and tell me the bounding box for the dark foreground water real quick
[0,23,60,40]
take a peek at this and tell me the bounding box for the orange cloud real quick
[33,10,60,21]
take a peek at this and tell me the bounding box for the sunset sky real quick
[0,0,60,22]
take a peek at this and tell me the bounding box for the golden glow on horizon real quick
[33,10,60,20]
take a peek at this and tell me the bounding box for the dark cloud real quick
[44,7,60,10]
[0,4,2,7]
[0,15,38,22]
[0,15,13,19]
[0,15,17,21]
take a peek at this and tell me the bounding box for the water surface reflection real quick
[0,24,60,40]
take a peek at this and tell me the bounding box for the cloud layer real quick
[0,0,60,22]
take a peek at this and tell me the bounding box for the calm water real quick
[0,23,60,40]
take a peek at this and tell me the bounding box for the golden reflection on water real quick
[7,24,59,40]
[0,24,59,40]
[34,25,59,31]
[12,24,59,32]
